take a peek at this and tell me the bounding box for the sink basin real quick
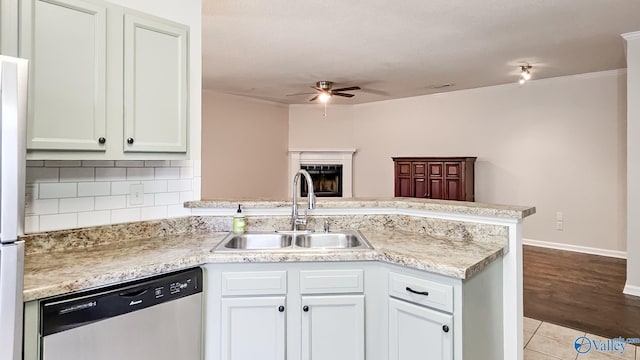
[212,230,372,252]
[216,233,292,251]
[295,231,372,249]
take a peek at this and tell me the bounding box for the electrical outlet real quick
[556,221,564,231]
[129,184,144,205]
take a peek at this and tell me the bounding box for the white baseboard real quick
[623,283,640,297]
[523,238,627,259]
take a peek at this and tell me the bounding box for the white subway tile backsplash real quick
[154,167,180,180]
[95,195,127,210]
[141,206,167,221]
[26,167,59,183]
[95,168,126,182]
[59,197,94,213]
[154,192,180,205]
[78,211,111,227]
[111,208,141,224]
[78,182,110,197]
[180,167,193,179]
[44,160,81,167]
[193,177,201,201]
[25,159,195,230]
[168,204,191,218]
[60,168,94,182]
[111,181,141,195]
[142,180,167,193]
[180,191,194,203]
[127,168,154,180]
[26,199,58,215]
[82,160,114,167]
[145,160,170,167]
[39,183,77,199]
[40,213,77,231]
[115,160,144,167]
[193,161,201,177]
[171,160,192,167]
[167,179,192,192]
[24,216,39,233]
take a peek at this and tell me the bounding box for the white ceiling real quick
[202,0,640,104]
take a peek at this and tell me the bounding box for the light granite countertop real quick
[186,197,536,220]
[23,229,505,302]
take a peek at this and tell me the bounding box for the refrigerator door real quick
[0,242,25,360]
[0,55,28,244]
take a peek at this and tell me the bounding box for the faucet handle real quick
[323,219,330,233]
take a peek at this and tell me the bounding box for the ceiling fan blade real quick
[332,92,355,98]
[286,92,316,96]
[312,86,323,92]
[331,86,361,92]
[309,94,320,101]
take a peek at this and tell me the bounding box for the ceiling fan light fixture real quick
[318,93,332,103]
[519,65,533,83]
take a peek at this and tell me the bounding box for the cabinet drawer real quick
[389,272,453,313]
[221,271,287,296]
[300,269,364,294]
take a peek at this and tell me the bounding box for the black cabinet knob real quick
[278,306,285,312]
[442,325,449,333]
[98,137,106,144]
[303,305,309,312]
[127,137,134,145]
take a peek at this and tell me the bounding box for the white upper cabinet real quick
[123,14,188,153]
[20,0,190,159]
[23,0,107,151]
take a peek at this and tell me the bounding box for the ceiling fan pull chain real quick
[323,103,327,117]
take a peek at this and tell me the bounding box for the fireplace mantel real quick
[288,149,356,198]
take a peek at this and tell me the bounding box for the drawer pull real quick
[303,305,309,312]
[442,325,450,333]
[278,306,285,312]
[406,287,429,296]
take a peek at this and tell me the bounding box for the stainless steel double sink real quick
[212,230,372,252]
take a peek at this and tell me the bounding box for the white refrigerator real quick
[0,55,28,360]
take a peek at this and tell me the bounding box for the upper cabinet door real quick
[23,0,107,151]
[123,14,188,153]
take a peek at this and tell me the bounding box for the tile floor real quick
[524,317,639,360]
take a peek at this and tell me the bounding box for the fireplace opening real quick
[300,164,343,197]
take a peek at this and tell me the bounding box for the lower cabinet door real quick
[300,295,365,360]
[221,296,286,360]
[389,298,453,360]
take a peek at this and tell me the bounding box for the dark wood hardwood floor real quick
[524,245,640,339]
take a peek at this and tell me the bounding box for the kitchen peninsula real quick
[21,198,534,360]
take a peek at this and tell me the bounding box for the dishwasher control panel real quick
[41,267,202,336]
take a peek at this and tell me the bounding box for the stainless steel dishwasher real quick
[39,267,203,360]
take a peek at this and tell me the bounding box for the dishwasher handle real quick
[119,288,149,298]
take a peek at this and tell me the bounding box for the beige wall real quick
[624,33,640,294]
[202,91,289,199]
[289,70,627,252]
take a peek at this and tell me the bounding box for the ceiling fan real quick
[289,81,361,102]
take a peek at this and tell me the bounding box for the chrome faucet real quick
[292,169,315,231]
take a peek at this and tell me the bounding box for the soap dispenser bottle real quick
[233,204,246,233]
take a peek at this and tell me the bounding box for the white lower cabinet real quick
[389,298,452,360]
[301,295,365,360]
[204,260,503,360]
[206,264,366,360]
[220,296,286,360]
